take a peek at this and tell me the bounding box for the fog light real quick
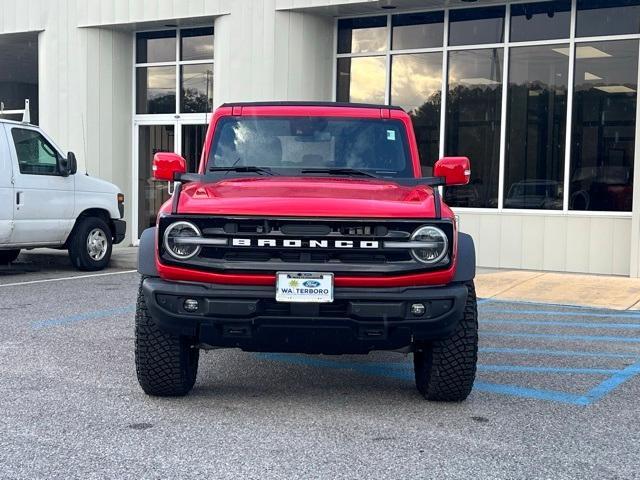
[183,299,199,312]
[411,303,426,316]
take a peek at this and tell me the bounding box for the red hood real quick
[173,177,440,218]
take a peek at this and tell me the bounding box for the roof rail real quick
[0,99,30,123]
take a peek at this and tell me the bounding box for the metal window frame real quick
[131,26,215,243]
[133,26,214,119]
[333,0,640,217]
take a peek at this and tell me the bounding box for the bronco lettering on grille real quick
[231,238,380,248]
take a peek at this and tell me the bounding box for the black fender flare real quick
[453,232,476,283]
[137,227,159,277]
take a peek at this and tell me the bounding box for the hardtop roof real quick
[220,101,405,111]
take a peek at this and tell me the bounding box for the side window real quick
[11,128,60,175]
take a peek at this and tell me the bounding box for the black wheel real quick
[0,249,20,264]
[135,279,199,396]
[413,282,478,402]
[68,216,112,271]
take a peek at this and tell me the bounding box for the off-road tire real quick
[0,249,20,264]
[413,281,478,401]
[135,279,199,396]
[68,216,112,271]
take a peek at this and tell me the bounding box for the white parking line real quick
[0,269,138,288]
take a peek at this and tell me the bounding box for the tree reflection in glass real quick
[444,49,503,208]
[391,53,442,174]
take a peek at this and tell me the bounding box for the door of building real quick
[134,121,208,239]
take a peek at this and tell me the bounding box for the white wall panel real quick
[565,216,590,273]
[521,216,545,271]
[499,215,522,268]
[458,212,632,276]
[543,216,567,272]
[214,4,333,105]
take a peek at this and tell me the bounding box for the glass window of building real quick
[336,56,386,104]
[510,1,572,42]
[136,28,214,115]
[136,31,176,63]
[449,6,505,46]
[337,17,387,54]
[445,49,504,208]
[570,40,639,212]
[181,64,213,113]
[391,12,444,50]
[136,66,176,114]
[0,32,39,125]
[504,45,569,210]
[577,0,640,37]
[391,53,442,173]
[181,27,214,61]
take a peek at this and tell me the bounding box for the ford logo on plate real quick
[303,280,321,288]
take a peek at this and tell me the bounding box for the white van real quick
[0,104,125,271]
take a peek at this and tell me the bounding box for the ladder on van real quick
[0,99,30,123]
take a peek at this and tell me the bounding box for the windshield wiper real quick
[208,166,276,176]
[299,168,378,178]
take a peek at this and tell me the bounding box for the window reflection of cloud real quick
[351,28,387,53]
[448,49,503,87]
[391,54,442,113]
[349,57,386,104]
[148,67,175,89]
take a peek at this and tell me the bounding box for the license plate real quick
[276,272,334,303]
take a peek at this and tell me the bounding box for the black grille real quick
[158,216,454,275]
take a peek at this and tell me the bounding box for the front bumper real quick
[112,219,126,244]
[142,277,469,354]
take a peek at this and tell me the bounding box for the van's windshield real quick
[206,116,413,178]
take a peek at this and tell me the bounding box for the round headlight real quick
[410,226,448,264]
[164,221,202,260]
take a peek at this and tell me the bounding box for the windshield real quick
[207,116,413,177]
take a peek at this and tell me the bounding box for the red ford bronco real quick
[136,102,477,401]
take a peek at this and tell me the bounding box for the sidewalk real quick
[476,268,640,310]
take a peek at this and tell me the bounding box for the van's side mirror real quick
[67,152,77,175]
[434,157,471,186]
[153,152,187,181]
[59,152,78,177]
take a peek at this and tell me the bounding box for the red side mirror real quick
[152,152,187,182]
[434,157,471,186]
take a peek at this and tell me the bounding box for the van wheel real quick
[135,278,199,396]
[68,217,112,271]
[0,249,20,264]
[413,282,478,402]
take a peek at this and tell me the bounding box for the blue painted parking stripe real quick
[31,305,135,329]
[258,353,594,405]
[483,298,640,315]
[301,359,618,375]
[258,353,414,380]
[581,360,640,403]
[480,308,640,319]
[480,347,639,359]
[483,319,640,330]
[478,298,624,311]
[483,331,640,344]
[477,365,617,375]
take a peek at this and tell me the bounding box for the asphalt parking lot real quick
[1,253,639,479]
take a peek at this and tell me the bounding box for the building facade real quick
[1,0,640,276]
